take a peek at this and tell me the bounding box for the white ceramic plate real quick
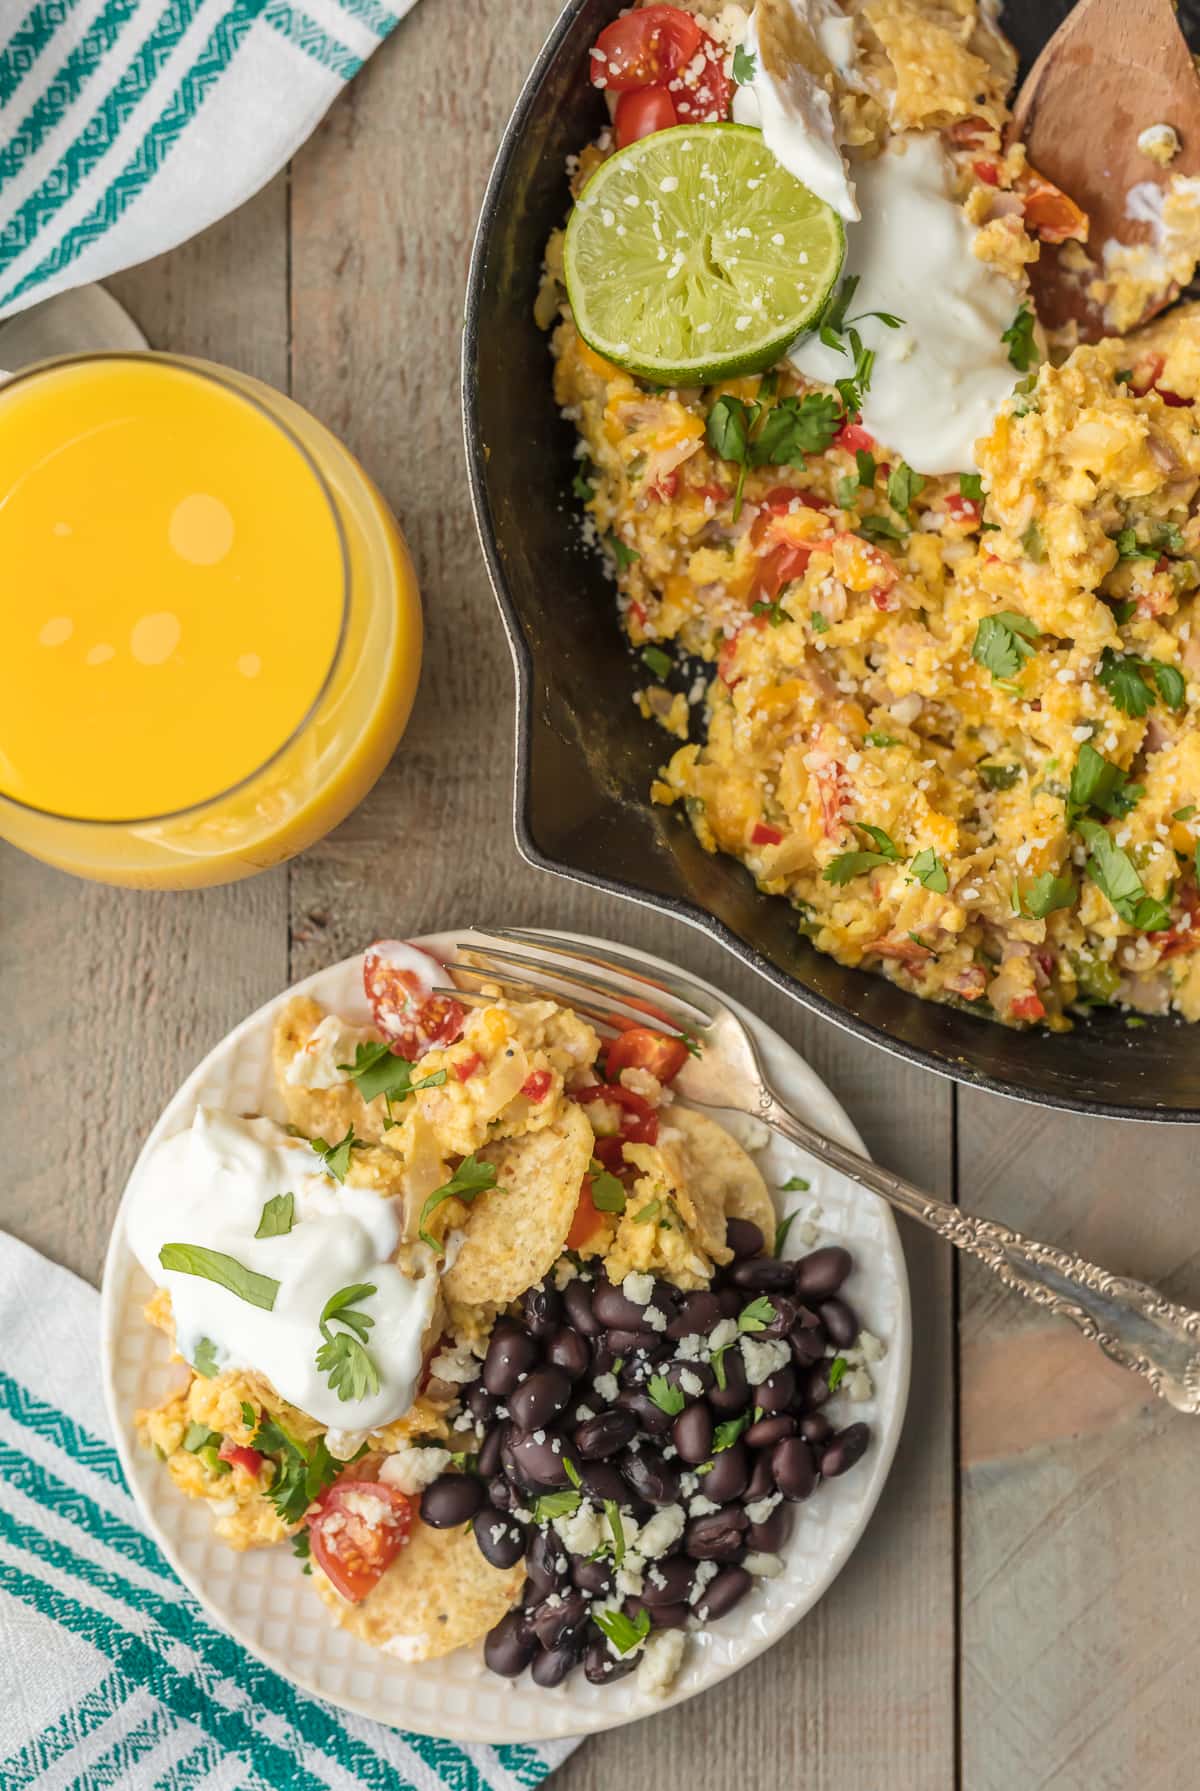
[101,932,911,1744]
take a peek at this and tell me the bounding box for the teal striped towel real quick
[0,0,416,320]
[0,1235,577,1790]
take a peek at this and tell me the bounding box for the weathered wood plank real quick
[0,185,291,1285]
[958,1092,1200,1791]
[287,6,957,1782]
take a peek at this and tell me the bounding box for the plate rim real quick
[100,930,912,1743]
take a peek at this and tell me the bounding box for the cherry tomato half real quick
[308,1481,413,1604]
[672,32,732,123]
[604,1025,690,1085]
[615,85,677,147]
[362,940,467,1061]
[591,5,702,91]
[217,1438,264,1477]
[567,1177,606,1250]
[573,1081,660,1144]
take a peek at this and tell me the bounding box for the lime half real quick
[564,122,845,385]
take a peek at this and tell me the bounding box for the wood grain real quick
[958,1092,1200,1791]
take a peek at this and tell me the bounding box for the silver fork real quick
[439,926,1200,1415]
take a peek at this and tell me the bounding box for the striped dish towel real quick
[0,1235,577,1790]
[0,0,417,321]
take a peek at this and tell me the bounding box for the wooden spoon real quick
[1012,0,1200,340]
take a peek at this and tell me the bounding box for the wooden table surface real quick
[3,4,1199,1786]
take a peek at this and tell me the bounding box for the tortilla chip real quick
[312,1519,523,1660]
[662,1107,777,1253]
[441,1101,594,1310]
[272,996,390,1145]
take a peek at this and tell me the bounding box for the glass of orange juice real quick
[0,352,421,888]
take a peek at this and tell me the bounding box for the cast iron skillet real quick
[462,0,1200,1121]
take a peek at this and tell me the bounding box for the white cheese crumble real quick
[739,1336,791,1385]
[743,1551,784,1579]
[622,1271,655,1306]
[636,1628,687,1699]
[636,1505,687,1560]
[378,1445,450,1496]
[592,1371,619,1403]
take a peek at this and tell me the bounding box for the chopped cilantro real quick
[606,532,640,569]
[591,1605,650,1655]
[773,1209,800,1256]
[572,464,594,501]
[886,461,924,517]
[737,1296,776,1334]
[858,512,906,543]
[1078,819,1171,930]
[865,730,899,748]
[1002,304,1039,372]
[711,1411,752,1452]
[810,611,830,634]
[419,1154,500,1250]
[910,848,948,893]
[1021,871,1076,919]
[191,1337,219,1379]
[255,1192,295,1239]
[780,1176,810,1192]
[977,762,1021,790]
[827,1356,848,1392]
[1097,647,1184,717]
[588,1159,626,1214]
[732,42,757,83]
[959,472,985,502]
[641,645,672,681]
[315,1283,380,1403]
[306,1126,363,1184]
[647,1375,685,1416]
[534,1488,581,1522]
[1068,741,1142,827]
[752,598,787,627]
[972,611,1038,682]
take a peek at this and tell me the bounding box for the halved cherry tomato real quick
[672,32,732,123]
[751,541,815,603]
[453,1051,483,1083]
[759,486,836,516]
[573,1081,659,1144]
[1009,993,1047,1023]
[697,482,729,503]
[833,421,876,455]
[615,85,677,146]
[604,1025,690,1085]
[751,822,784,846]
[363,941,466,1060]
[1020,174,1088,245]
[590,5,702,91]
[521,1069,553,1102]
[218,1439,264,1477]
[567,1177,606,1249]
[945,493,982,527]
[308,1482,413,1604]
[972,159,1000,186]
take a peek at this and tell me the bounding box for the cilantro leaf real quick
[1002,304,1039,372]
[910,848,948,892]
[959,473,984,502]
[977,762,1021,790]
[255,1192,295,1239]
[706,393,753,465]
[865,730,899,748]
[572,464,594,501]
[591,1605,650,1655]
[588,1159,627,1213]
[732,42,757,82]
[306,1126,363,1184]
[191,1337,220,1379]
[856,448,877,488]
[606,532,640,569]
[858,512,906,543]
[534,1488,581,1522]
[1097,648,1154,717]
[603,1499,626,1565]
[315,1282,380,1404]
[886,462,924,516]
[773,1210,799,1256]
[1078,819,1171,929]
[1021,871,1076,919]
[827,1356,848,1393]
[159,1244,280,1313]
[641,645,672,681]
[712,1411,752,1453]
[337,1041,446,1107]
[737,1296,776,1334]
[1067,741,1142,826]
[823,850,891,885]
[647,1375,685,1416]
[419,1153,499,1250]
[1153,662,1186,710]
[972,611,1038,682]
[252,1413,340,1526]
[781,1175,810,1192]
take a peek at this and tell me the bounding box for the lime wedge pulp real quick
[563,122,846,386]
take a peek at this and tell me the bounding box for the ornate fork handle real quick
[760,1096,1200,1415]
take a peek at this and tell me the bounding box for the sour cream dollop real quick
[732,1,859,221]
[126,1108,438,1431]
[788,133,1022,473]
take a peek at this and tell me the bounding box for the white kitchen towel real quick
[0,1233,578,1790]
[0,0,417,321]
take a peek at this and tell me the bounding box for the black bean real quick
[729,1258,798,1293]
[673,1402,714,1465]
[572,1555,614,1596]
[484,1610,536,1677]
[475,1512,528,1569]
[746,1503,791,1553]
[563,1279,602,1338]
[745,1413,794,1449]
[694,1565,751,1622]
[509,1366,572,1432]
[577,1459,626,1504]
[685,1506,748,1561]
[546,1326,591,1380]
[531,1588,589,1651]
[821,1422,871,1478]
[487,1474,520,1513]
[708,1351,749,1414]
[484,1327,538,1397]
[420,1474,485,1529]
[645,1600,691,1629]
[798,1362,835,1408]
[716,1287,742,1319]
[754,1366,796,1414]
[620,1447,681,1507]
[794,1246,853,1299]
[725,1217,765,1259]
[616,1338,671,1383]
[633,1558,689,1611]
[666,1290,723,1340]
[584,1637,638,1685]
[477,1425,504,1480]
[616,1387,674,1436]
[589,1339,618,1378]
[575,1408,638,1460]
[771,1437,817,1501]
[608,1326,656,1358]
[467,1380,498,1425]
[522,1280,563,1339]
[818,1297,859,1348]
[799,1413,832,1446]
[507,1427,570,1488]
[663,1358,715,1399]
[758,1294,799,1338]
[526,1527,572,1595]
[788,1324,826,1368]
[744,1451,775,1503]
[592,1280,656,1331]
[532,1644,577,1687]
[701,1440,749,1504]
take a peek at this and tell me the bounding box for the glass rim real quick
[0,349,352,829]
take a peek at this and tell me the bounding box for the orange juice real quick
[0,353,421,887]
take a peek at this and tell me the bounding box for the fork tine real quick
[472,928,718,1023]
[431,984,492,1008]
[458,940,705,1037]
[447,962,629,1036]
